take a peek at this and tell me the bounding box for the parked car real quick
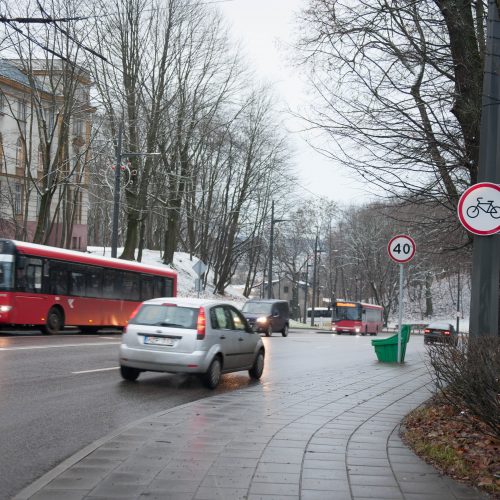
[119,298,265,389]
[241,299,290,337]
[424,321,458,346]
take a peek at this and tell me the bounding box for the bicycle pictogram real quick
[466,197,500,219]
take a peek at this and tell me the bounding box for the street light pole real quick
[111,123,123,259]
[267,200,288,299]
[268,201,275,299]
[310,233,319,327]
[303,262,311,324]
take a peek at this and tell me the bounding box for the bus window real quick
[86,268,103,298]
[69,267,87,296]
[0,258,13,290]
[122,272,140,301]
[25,258,43,293]
[141,275,155,301]
[102,269,121,299]
[49,263,69,295]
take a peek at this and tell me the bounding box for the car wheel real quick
[249,350,265,379]
[266,325,273,337]
[41,307,64,335]
[203,357,222,389]
[120,365,140,381]
[281,324,289,337]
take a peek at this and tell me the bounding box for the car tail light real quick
[197,307,206,340]
[443,330,450,335]
[424,329,430,334]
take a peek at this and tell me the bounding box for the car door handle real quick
[238,338,244,342]
[220,335,226,339]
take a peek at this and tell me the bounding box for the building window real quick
[72,117,83,136]
[14,183,23,214]
[15,137,24,171]
[284,286,289,294]
[37,145,43,173]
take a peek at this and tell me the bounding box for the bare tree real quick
[297,1,485,238]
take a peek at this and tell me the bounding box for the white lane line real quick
[0,342,120,351]
[72,367,119,374]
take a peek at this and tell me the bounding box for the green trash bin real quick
[372,324,411,363]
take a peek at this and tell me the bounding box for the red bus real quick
[0,239,177,334]
[331,300,383,336]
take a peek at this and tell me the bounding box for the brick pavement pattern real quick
[15,353,489,500]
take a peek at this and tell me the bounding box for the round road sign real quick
[388,235,416,263]
[457,182,500,235]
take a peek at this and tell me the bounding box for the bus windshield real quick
[0,256,14,290]
[333,305,361,321]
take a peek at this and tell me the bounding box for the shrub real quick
[426,335,500,438]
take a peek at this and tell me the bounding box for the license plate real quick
[143,336,174,346]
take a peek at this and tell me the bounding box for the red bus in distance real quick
[0,239,177,334]
[331,300,383,336]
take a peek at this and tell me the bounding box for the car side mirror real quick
[273,312,279,317]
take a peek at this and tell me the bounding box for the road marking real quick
[72,367,119,374]
[0,342,120,351]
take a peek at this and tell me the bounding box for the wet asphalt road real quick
[0,328,417,500]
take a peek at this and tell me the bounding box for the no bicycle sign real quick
[457,182,500,236]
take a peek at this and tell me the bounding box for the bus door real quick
[13,256,47,324]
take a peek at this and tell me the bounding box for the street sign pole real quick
[388,234,416,364]
[398,263,404,364]
[470,1,500,337]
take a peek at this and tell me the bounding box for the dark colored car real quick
[424,321,458,346]
[241,299,290,337]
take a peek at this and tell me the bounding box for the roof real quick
[0,59,32,88]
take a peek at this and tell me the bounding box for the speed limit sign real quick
[388,235,416,263]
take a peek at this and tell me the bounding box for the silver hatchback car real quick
[119,298,265,388]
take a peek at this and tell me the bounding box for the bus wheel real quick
[41,307,64,335]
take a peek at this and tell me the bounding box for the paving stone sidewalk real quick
[15,355,489,500]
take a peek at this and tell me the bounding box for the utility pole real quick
[310,233,319,327]
[111,123,123,258]
[303,262,311,323]
[267,200,288,299]
[456,268,461,335]
[469,1,500,337]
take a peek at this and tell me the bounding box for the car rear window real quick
[427,321,452,330]
[130,304,198,329]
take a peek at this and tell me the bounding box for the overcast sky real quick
[217,0,374,205]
